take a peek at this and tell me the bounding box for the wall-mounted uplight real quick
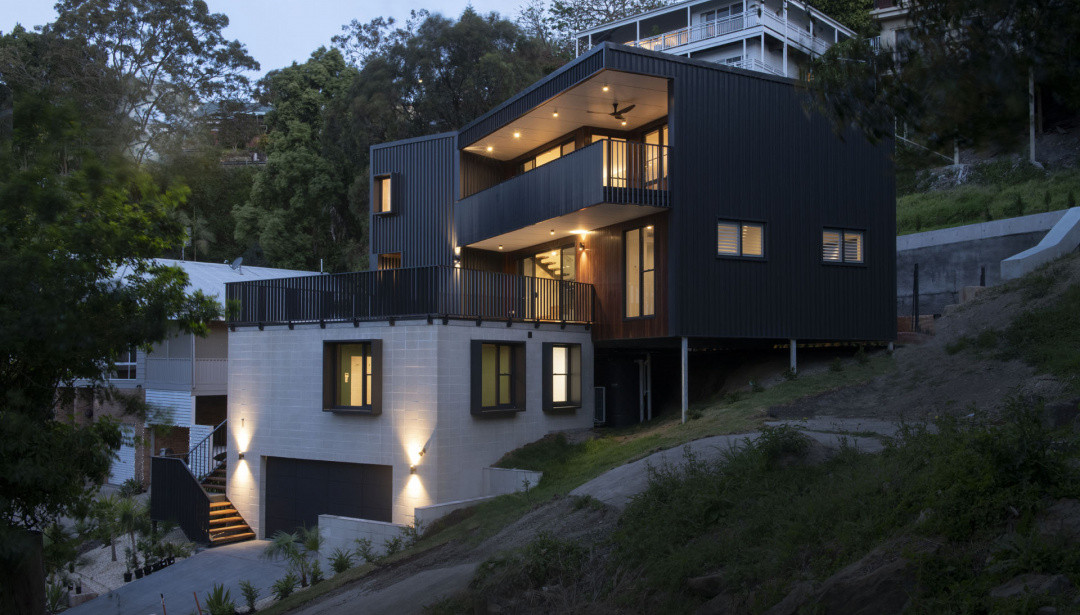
[486,145,494,153]
[410,465,417,474]
[579,241,586,250]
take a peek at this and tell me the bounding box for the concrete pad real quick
[66,540,290,615]
[298,562,480,615]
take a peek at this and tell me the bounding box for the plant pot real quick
[124,572,133,583]
[134,569,143,579]
[75,583,81,594]
[143,565,152,576]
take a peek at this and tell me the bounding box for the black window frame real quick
[716,219,767,260]
[624,225,656,320]
[821,227,866,265]
[372,172,399,216]
[470,340,526,417]
[542,343,582,412]
[323,340,383,415]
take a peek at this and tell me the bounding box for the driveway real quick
[570,417,892,509]
[68,540,289,615]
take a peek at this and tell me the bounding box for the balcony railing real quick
[732,57,785,76]
[456,140,669,247]
[194,358,227,392]
[226,266,595,327]
[629,10,830,57]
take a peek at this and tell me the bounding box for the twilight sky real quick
[3,0,523,77]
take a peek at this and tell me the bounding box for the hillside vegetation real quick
[897,160,1080,235]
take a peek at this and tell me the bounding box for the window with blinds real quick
[822,229,864,264]
[717,221,764,258]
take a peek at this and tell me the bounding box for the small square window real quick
[323,340,382,414]
[471,341,526,416]
[823,228,864,264]
[717,220,765,258]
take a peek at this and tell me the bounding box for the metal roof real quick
[152,258,320,307]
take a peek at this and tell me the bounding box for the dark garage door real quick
[264,457,392,537]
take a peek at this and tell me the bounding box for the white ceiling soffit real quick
[464,70,670,161]
[467,203,666,253]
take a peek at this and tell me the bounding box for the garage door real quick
[264,457,392,537]
[109,426,137,485]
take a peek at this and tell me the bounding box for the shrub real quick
[271,572,298,601]
[329,548,354,574]
[309,559,324,584]
[750,380,764,393]
[854,346,869,364]
[238,579,259,613]
[353,538,377,563]
[944,336,970,355]
[118,478,144,497]
[204,583,236,615]
[830,358,844,372]
[383,535,404,557]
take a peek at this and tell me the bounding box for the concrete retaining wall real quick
[483,467,542,496]
[1002,207,1080,279]
[414,495,498,528]
[319,514,407,560]
[896,210,1066,315]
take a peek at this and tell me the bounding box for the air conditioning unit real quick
[594,386,606,426]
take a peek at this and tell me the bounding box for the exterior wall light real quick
[486,146,493,153]
[410,465,418,474]
[579,241,586,250]
[602,85,609,92]
[238,452,246,461]
[498,245,504,250]
[553,109,559,118]
[513,131,521,138]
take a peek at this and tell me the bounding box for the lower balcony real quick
[226,266,595,327]
[456,139,670,252]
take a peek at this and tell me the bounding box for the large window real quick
[323,341,382,414]
[471,341,525,416]
[522,141,575,173]
[543,343,582,411]
[822,229,864,264]
[520,246,576,281]
[717,220,765,258]
[625,225,656,318]
[644,125,669,189]
[113,349,137,380]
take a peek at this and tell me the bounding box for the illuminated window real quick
[717,221,765,258]
[373,174,395,214]
[544,343,582,411]
[471,341,525,416]
[625,225,655,318]
[323,341,382,414]
[113,348,137,380]
[822,228,864,264]
[521,140,575,173]
[378,253,402,270]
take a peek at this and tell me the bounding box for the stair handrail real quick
[187,419,228,483]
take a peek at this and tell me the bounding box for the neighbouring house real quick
[870,0,912,54]
[53,258,314,506]
[573,0,854,78]
[193,43,894,550]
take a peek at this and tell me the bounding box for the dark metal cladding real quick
[369,133,458,269]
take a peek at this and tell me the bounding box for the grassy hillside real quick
[897,162,1080,235]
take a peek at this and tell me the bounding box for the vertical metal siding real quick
[369,135,457,269]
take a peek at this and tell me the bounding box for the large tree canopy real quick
[0,87,219,611]
[809,0,1080,152]
[48,0,259,161]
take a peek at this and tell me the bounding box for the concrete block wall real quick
[227,319,594,537]
[319,514,406,561]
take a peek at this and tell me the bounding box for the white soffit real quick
[468,204,667,252]
[463,70,670,161]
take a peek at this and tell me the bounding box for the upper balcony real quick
[456,139,670,251]
[456,69,671,252]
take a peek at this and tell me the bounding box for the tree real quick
[0,90,219,610]
[542,0,672,53]
[809,0,1080,154]
[48,0,259,162]
[233,47,360,271]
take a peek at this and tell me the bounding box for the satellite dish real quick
[230,257,243,273]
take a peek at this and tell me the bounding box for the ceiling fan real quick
[587,102,637,121]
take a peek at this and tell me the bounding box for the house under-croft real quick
[154,43,894,547]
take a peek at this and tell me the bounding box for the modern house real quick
[573,0,854,78]
[210,42,895,546]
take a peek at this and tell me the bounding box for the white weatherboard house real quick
[573,0,854,78]
[84,259,317,487]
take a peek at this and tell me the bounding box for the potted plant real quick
[123,568,133,583]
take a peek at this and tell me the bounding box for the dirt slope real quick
[770,254,1080,422]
